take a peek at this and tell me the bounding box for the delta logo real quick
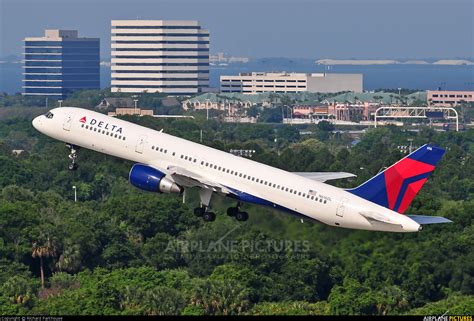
[80,116,123,134]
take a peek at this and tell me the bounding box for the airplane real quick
[32,107,452,233]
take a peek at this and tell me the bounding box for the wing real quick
[166,165,232,195]
[293,172,356,182]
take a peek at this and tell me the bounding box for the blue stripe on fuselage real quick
[224,185,320,223]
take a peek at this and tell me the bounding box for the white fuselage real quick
[32,107,421,232]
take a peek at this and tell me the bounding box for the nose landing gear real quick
[66,143,79,171]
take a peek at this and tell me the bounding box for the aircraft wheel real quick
[203,212,216,222]
[194,207,205,217]
[235,211,249,222]
[227,207,238,217]
[68,163,78,171]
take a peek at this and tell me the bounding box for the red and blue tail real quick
[348,144,445,214]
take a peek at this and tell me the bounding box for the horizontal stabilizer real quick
[406,215,452,225]
[294,172,356,182]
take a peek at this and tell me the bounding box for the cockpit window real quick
[45,112,54,119]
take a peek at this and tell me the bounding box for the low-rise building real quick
[96,97,135,109]
[182,93,275,117]
[427,90,474,106]
[108,108,154,117]
[220,72,363,94]
[292,105,330,121]
[327,102,379,121]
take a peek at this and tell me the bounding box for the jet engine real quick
[129,164,182,194]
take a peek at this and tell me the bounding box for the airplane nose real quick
[32,116,42,131]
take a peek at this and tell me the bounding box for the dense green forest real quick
[0,112,472,315]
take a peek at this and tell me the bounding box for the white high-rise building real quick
[111,20,209,95]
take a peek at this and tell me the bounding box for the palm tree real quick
[32,237,57,288]
[56,243,81,273]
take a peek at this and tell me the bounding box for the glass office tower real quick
[23,29,100,99]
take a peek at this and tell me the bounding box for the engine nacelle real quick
[129,164,182,194]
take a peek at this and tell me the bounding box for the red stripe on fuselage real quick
[384,158,435,211]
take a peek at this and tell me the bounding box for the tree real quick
[189,279,252,315]
[32,237,57,288]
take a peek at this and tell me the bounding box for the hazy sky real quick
[1,0,473,59]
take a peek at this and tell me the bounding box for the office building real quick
[220,72,363,94]
[111,20,209,95]
[23,29,100,98]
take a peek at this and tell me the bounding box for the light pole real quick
[204,99,211,120]
[72,185,77,202]
[133,99,138,114]
[407,138,414,154]
[284,105,293,125]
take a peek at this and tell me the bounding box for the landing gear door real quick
[63,113,74,131]
[336,197,348,218]
[135,135,147,154]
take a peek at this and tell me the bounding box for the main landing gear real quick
[226,202,249,222]
[66,143,79,171]
[194,189,216,222]
[194,206,216,222]
[193,204,249,222]
[193,190,249,223]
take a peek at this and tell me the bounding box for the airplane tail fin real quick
[347,144,445,214]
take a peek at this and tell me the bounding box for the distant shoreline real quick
[315,59,474,66]
[2,58,473,66]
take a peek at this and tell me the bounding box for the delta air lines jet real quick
[32,107,452,232]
